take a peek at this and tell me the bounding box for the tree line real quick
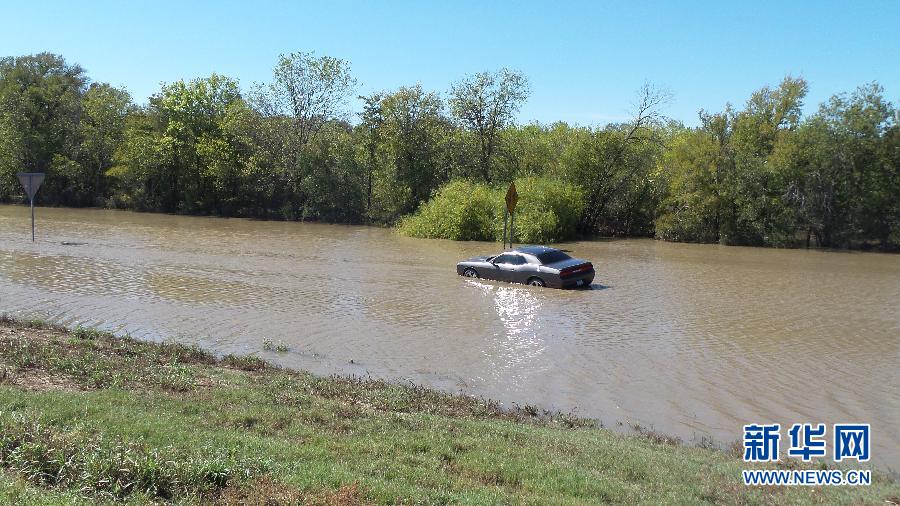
[1,52,896,249]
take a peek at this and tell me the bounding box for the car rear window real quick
[536,250,572,264]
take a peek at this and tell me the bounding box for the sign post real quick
[504,182,518,249]
[16,173,45,242]
[502,209,509,249]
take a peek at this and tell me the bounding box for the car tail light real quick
[560,263,593,278]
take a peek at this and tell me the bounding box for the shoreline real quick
[3,202,897,254]
[0,317,897,504]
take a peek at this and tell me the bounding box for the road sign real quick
[17,173,44,200]
[505,182,518,214]
[503,182,519,248]
[16,172,45,242]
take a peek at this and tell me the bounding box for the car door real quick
[505,254,534,284]
[490,254,517,282]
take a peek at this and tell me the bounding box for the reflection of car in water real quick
[456,245,595,288]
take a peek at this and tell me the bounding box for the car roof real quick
[510,245,559,255]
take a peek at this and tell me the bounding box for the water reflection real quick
[459,280,549,392]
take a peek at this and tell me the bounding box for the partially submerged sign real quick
[16,172,45,242]
[505,182,518,214]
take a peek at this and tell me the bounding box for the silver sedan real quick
[456,245,595,288]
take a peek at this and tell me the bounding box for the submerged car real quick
[456,245,595,288]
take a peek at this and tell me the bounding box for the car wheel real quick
[463,268,479,278]
[527,277,545,287]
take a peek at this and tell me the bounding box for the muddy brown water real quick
[1,205,897,470]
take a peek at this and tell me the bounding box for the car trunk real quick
[545,258,589,271]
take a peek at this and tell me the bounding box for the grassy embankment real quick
[0,317,897,505]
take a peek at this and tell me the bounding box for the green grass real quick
[0,317,897,504]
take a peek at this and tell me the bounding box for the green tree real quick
[108,111,175,210]
[655,117,730,242]
[723,76,808,245]
[112,74,242,213]
[0,53,87,204]
[256,52,356,148]
[363,85,452,221]
[297,123,365,222]
[495,122,575,181]
[248,52,357,218]
[80,83,132,205]
[449,69,529,182]
[781,83,896,247]
[568,84,669,235]
[656,77,810,246]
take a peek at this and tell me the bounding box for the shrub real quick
[398,177,583,243]
[398,180,500,241]
[512,177,584,243]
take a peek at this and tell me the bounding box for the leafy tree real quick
[297,122,365,222]
[656,77,814,246]
[80,83,132,205]
[362,85,452,220]
[358,94,385,214]
[496,122,574,181]
[245,52,357,218]
[255,52,356,148]
[112,74,242,213]
[655,117,730,242]
[449,69,529,182]
[0,53,87,204]
[723,76,807,245]
[571,83,669,235]
[780,83,896,247]
[108,110,175,210]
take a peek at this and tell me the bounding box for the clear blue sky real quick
[3,0,897,126]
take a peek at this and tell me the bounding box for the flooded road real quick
[1,205,898,469]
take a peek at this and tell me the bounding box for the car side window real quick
[495,254,525,265]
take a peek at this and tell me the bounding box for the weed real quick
[632,423,682,446]
[71,326,109,341]
[222,354,268,372]
[263,339,289,353]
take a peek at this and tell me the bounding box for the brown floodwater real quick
[1,205,897,469]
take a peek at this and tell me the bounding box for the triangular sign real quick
[16,173,45,200]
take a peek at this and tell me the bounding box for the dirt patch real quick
[2,368,82,392]
[305,483,367,506]
[193,375,220,389]
[0,325,60,345]
[216,476,301,505]
[216,477,366,506]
